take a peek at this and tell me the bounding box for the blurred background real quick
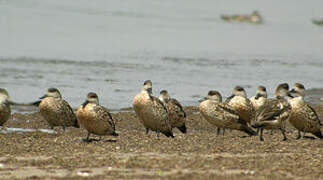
[0,0,322,110]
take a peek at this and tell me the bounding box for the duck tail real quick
[243,126,257,136]
[177,123,187,134]
[163,131,174,138]
[313,131,323,139]
[251,121,265,128]
[74,119,80,128]
[111,131,119,137]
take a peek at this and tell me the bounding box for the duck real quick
[200,90,257,136]
[38,88,79,130]
[133,80,174,139]
[76,92,118,142]
[225,86,255,125]
[252,83,293,141]
[250,85,267,111]
[159,90,187,133]
[312,19,323,26]
[288,83,323,139]
[0,88,11,126]
[221,11,263,24]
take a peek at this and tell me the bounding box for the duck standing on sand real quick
[250,86,267,111]
[38,88,79,130]
[288,83,323,139]
[0,88,11,126]
[133,80,174,139]
[77,92,118,142]
[250,85,275,135]
[159,90,187,134]
[252,83,293,141]
[200,90,257,136]
[226,86,255,125]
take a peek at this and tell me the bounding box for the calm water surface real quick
[0,0,322,110]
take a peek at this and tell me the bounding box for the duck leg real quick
[156,131,160,140]
[83,132,91,142]
[296,130,301,140]
[280,128,287,141]
[216,128,220,136]
[259,128,264,141]
[302,131,306,139]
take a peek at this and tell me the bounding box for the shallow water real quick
[0,127,55,134]
[1,0,323,110]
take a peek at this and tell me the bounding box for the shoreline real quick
[9,87,323,114]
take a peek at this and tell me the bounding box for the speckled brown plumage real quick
[250,86,267,112]
[39,88,78,129]
[288,83,322,139]
[227,96,255,123]
[165,99,186,132]
[250,96,267,112]
[159,90,186,133]
[289,98,322,139]
[226,86,255,124]
[133,81,173,138]
[253,83,292,141]
[0,102,10,126]
[0,88,11,126]
[255,99,291,129]
[77,93,117,141]
[200,90,256,136]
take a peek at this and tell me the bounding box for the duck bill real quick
[147,88,152,95]
[198,97,207,103]
[29,100,42,106]
[227,94,234,100]
[289,89,296,94]
[287,92,294,98]
[39,94,47,99]
[82,100,89,108]
[255,93,261,100]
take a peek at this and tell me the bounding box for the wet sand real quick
[0,105,322,179]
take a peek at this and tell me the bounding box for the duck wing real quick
[170,98,186,118]
[93,105,116,131]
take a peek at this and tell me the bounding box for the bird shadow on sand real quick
[300,136,316,140]
[239,135,251,138]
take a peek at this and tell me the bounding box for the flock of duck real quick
[0,81,322,142]
[220,10,323,26]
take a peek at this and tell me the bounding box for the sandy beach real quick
[0,104,322,179]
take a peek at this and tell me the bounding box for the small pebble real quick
[77,171,91,177]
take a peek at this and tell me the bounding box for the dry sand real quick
[0,105,322,179]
